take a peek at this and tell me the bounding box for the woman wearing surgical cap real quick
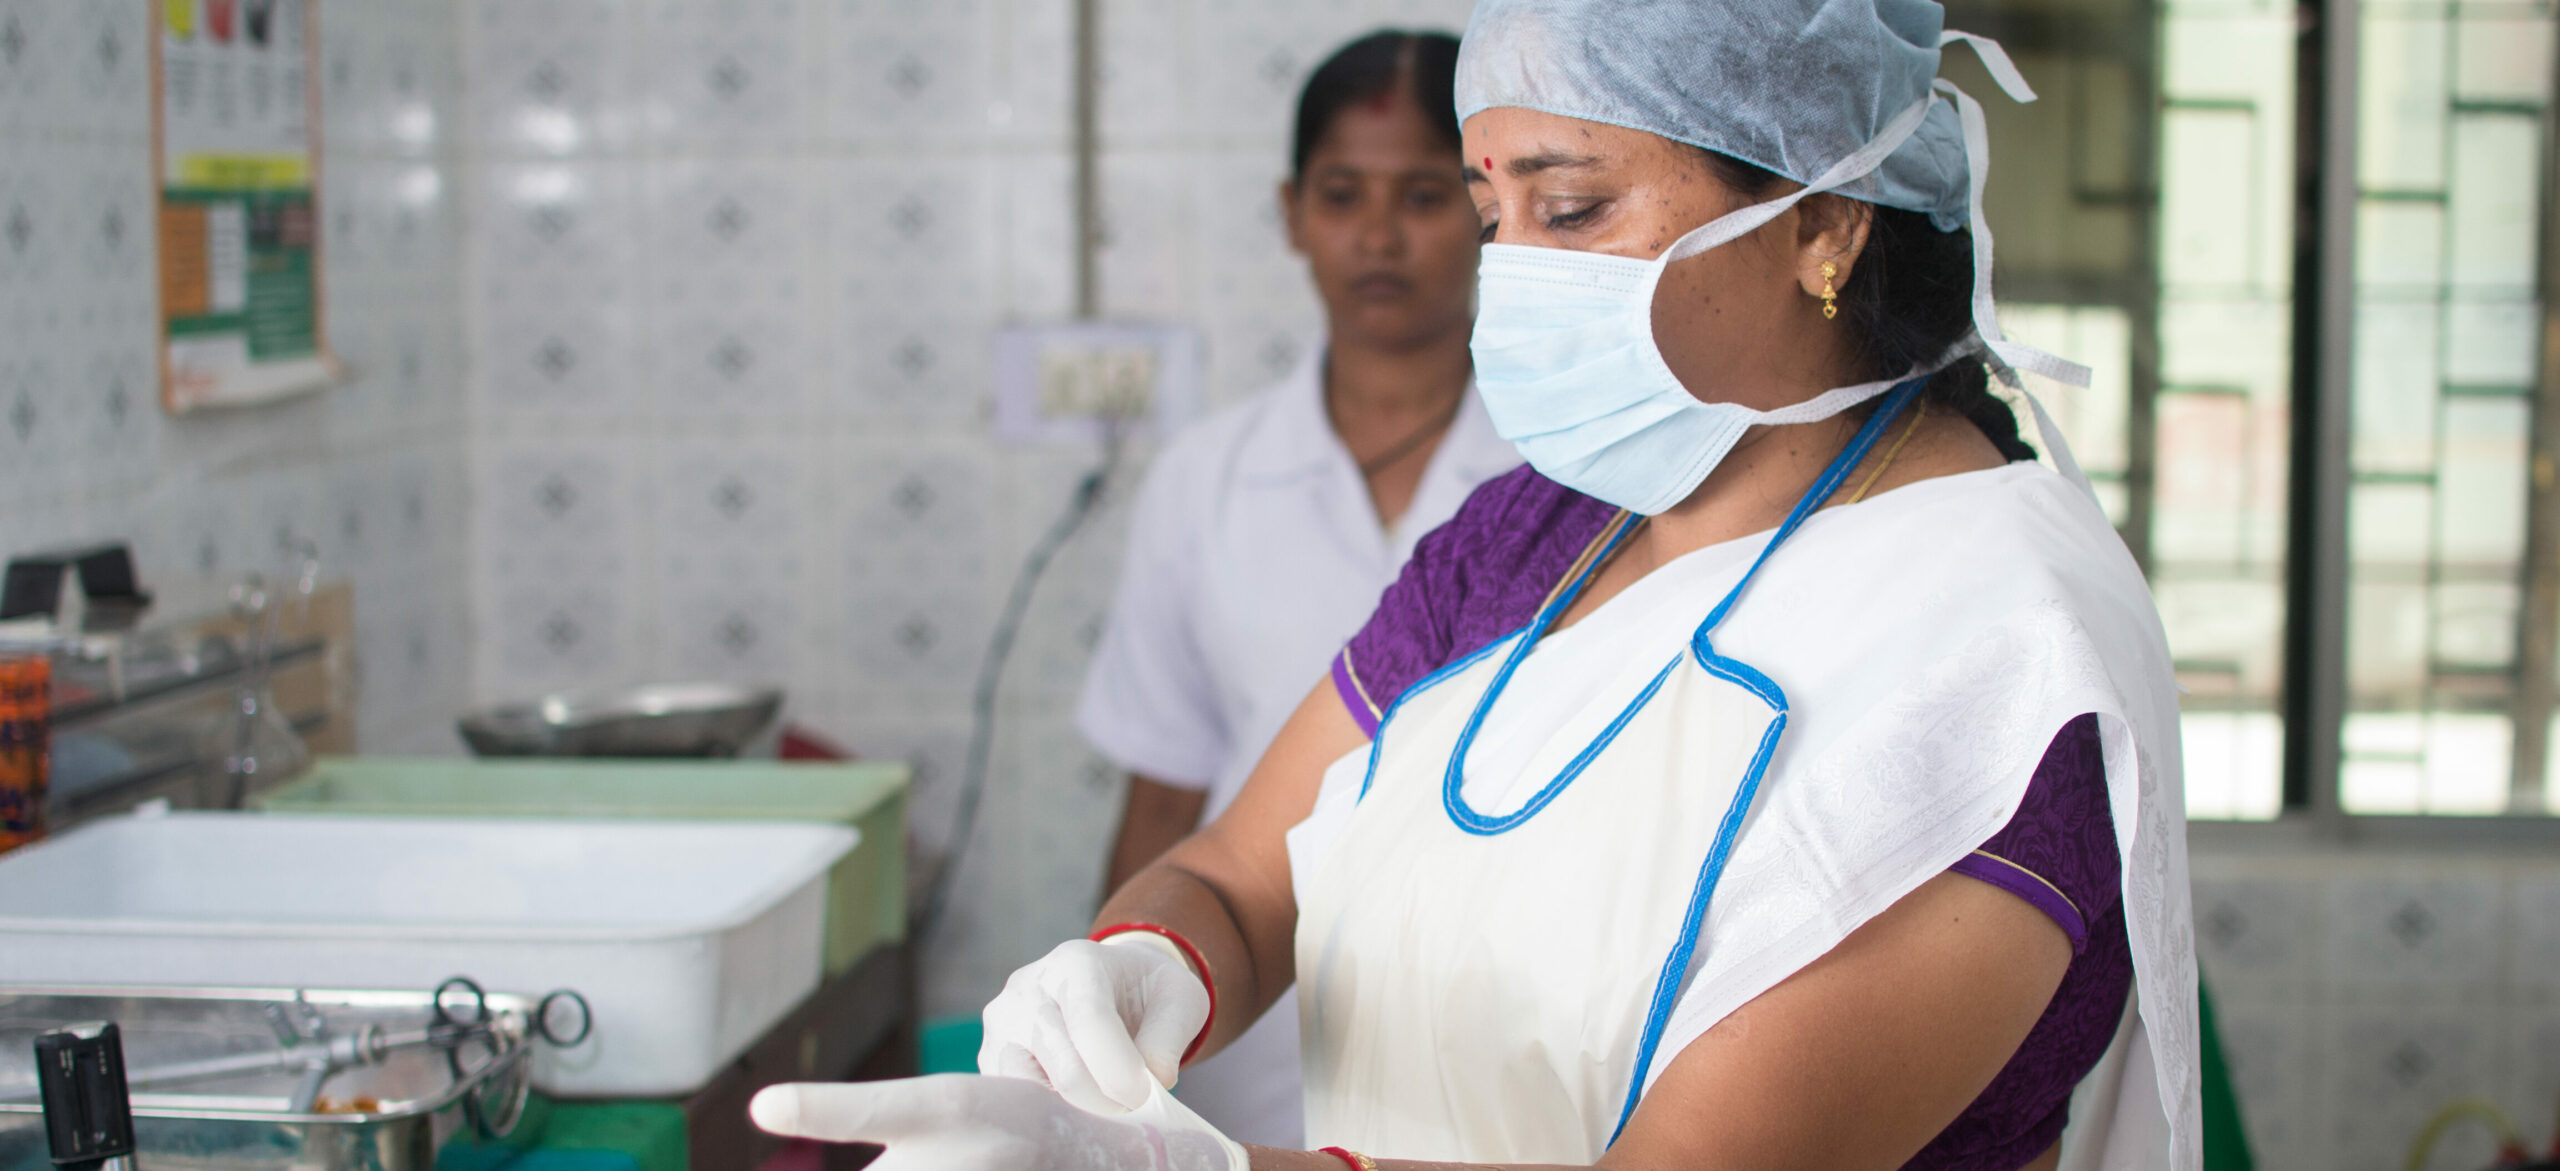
[754,1,2200,1168]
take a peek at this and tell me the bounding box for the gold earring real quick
[1819,262,1839,320]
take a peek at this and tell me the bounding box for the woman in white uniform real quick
[1073,29,1518,1148]
[755,1,2201,1168]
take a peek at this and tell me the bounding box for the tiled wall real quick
[2194,846,2560,1170]
[454,0,1476,1014]
[0,0,473,754]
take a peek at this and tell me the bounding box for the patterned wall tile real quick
[829,704,972,852]
[998,149,1076,319]
[1189,0,1367,143]
[475,281,642,413]
[485,576,636,694]
[1097,0,1184,143]
[65,141,150,300]
[1006,711,1120,920]
[827,156,998,313]
[634,0,813,149]
[2210,1002,2319,1168]
[658,435,809,552]
[827,310,995,421]
[994,0,1073,145]
[649,302,810,416]
[1362,0,1480,32]
[0,346,66,503]
[2324,872,2504,997]
[2193,873,2322,995]
[326,3,456,156]
[2510,877,2560,998]
[2504,1010,2560,1155]
[473,159,641,285]
[842,575,996,700]
[75,322,159,486]
[657,580,801,681]
[824,0,997,146]
[0,139,67,293]
[1096,151,1190,319]
[485,441,628,565]
[1194,151,1322,408]
[642,158,811,298]
[840,439,997,569]
[2321,1007,2503,1167]
[464,0,639,156]
[0,0,64,138]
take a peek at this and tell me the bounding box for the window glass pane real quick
[2361,15,2451,192]
[1963,0,2309,820]
[2157,0,2298,819]
[2344,0,2554,816]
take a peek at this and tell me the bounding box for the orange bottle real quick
[0,656,49,855]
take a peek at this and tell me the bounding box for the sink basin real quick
[0,811,853,1097]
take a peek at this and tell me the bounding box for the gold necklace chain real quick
[1845,399,1929,504]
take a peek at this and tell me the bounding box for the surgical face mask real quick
[1469,34,2091,517]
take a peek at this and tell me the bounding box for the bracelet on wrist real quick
[1318,1147,1377,1171]
[1090,922,1217,1064]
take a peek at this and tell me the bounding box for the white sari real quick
[1285,425,2197,1168]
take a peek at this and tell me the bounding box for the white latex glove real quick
[750,1074,1248,1171]
[978,935,1211,1115]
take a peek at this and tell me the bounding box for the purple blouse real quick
[1330,466,2130,1171]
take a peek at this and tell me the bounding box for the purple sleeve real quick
[1947,713,2117,950]
[1909,714,2131,1169]
[1333,468,1617,736]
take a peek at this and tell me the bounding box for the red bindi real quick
[1482,157,1493,170]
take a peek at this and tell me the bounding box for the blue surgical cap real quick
[1455,0,1974,231]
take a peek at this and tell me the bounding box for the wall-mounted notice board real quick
[152,0,333,413]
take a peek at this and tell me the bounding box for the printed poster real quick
[153,0,332,412]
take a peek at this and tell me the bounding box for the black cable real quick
[918,421,1128,942]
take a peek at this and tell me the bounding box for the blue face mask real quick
[1470,43,2091,517]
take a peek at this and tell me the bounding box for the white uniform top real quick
[1076,347,1521,1148]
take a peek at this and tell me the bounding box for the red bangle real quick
[1318,1147,1376,1171]
[1090,922,1217,1065]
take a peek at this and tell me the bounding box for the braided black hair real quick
[1692,149,2037,462]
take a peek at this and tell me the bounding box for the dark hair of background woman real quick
[1292,30,1464,183]
[1698,151,2039,464]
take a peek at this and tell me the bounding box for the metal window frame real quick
[2278,0,2357,826]
[2253,0,2560,843]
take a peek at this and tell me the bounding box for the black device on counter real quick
[1,545,151,628]
[34,1021,136,1170]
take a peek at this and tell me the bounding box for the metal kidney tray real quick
[0,984,537,1171]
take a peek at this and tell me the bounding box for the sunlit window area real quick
[1973,0,2560,822]
[2344,0,2556,814]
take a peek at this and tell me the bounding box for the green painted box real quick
[259,758,908,976]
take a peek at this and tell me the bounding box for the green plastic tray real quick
[259,757,907,976]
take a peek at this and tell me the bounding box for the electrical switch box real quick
[991,323,1201,446]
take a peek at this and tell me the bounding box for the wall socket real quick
[992,323,1201,446]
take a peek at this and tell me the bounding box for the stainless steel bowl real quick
[457,682,783,758]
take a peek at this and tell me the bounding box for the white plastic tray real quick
[0,811,856,1097]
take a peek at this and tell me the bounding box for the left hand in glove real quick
[750,1074,1249,1171]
